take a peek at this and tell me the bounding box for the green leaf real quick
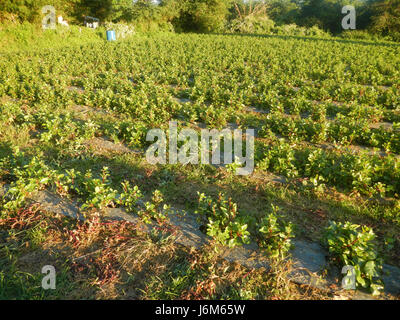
[364,261,379,277]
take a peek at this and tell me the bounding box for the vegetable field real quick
[1,33,400,299]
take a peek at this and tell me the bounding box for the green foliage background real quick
[0,0,399,39]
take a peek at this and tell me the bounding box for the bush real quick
[0,0,46,23]
[229,15,275,34]
[227,16,330,38]
[103,22,135,39]
[0,22,104,53]
[339,29,400,43]
[185,0,231,33]
[389,32,400,42]
[0,0,82,23]
[340,30,382,41]
[228,1,274,35]
[273,24,330,38]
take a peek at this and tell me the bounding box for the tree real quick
[78,0,113,21]
[266,0,301,25]
[370,0,400,34]
[299,0,367,34]
[178,0,232,32]
[0,0,104,24]
[0,0,47,22]
[108,0,134,22]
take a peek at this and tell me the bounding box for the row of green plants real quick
[194,192,385,295]
[3,96,400,199]
[1,34,399,108]
[196,192,294,259]
[0,149,385,295]
[0,149,168,225]
[0,149,286,257]
[256,138,400,198]
[259,111,400,154]
[0,150,391,296]
[0,32,398,297]
[1,35,399,159]
[3,90,400,200]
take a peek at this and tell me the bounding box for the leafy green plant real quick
[138,190,170,224]
[196,192,250,248]
[38,112,98,154]
[2,151,56,212]
[322,221,384,295]
[80,167,118,211]
[119,180,142,213]
[257,205,294,259]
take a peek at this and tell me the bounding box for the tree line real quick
[0,0,399,37]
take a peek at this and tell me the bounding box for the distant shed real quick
[84,16,99,29]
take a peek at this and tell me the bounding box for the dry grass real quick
[0,204,334,300]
